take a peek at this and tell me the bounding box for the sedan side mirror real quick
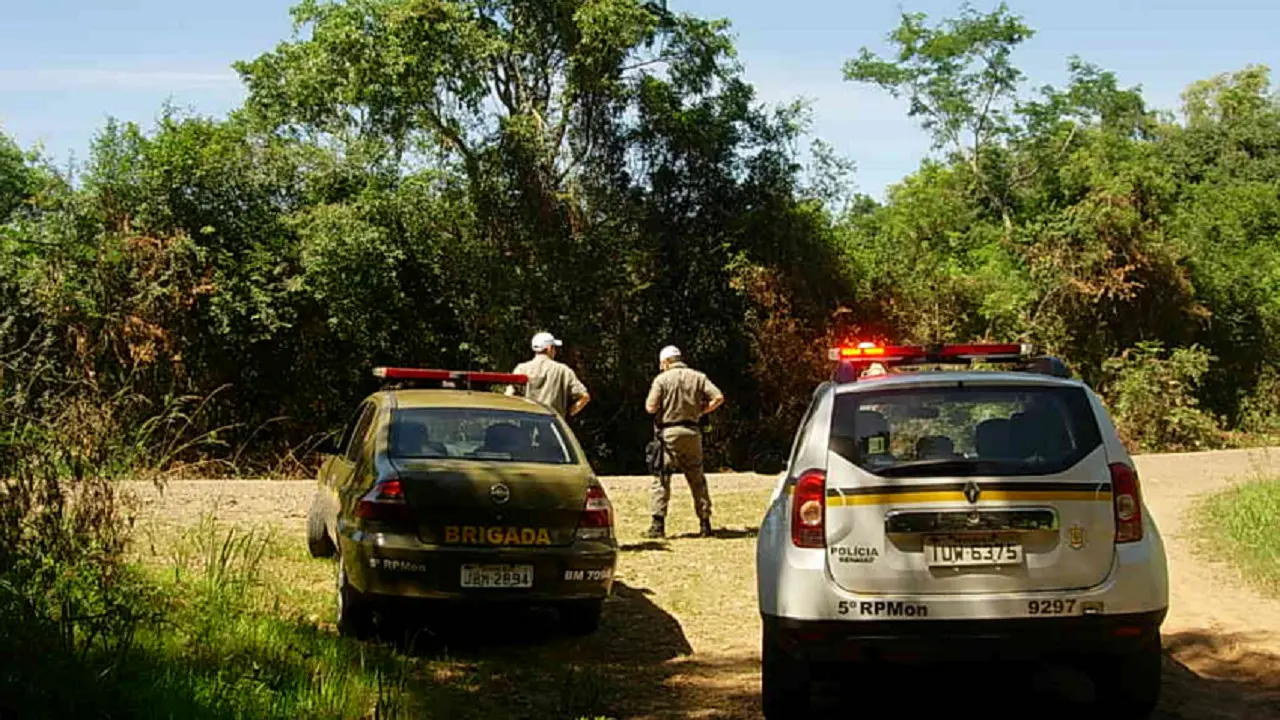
[752,450,787,476]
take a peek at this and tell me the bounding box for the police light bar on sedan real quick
[372,367,529,385]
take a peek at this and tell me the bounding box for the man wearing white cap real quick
[509,332,591,419]
[643,345,725,538]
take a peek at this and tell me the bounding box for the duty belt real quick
[657,420,700,430]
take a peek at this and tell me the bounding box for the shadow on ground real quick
[621,526,759,549]
[365,605,1280,719]
[620,540,672,552]
[669,527,759,541]
[1157,630,1280,718]
[366,581,759,719]
[790,630,1280,720]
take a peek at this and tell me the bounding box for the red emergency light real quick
[372,367,528,388]
[936,343,1026,358]
[829,341,1058,381]
[830,343,927,361]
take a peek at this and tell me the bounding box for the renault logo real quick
[490,483,511,505]
[964,480,981,504]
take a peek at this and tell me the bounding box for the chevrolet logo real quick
[490,483,511,505]
[964,480,981,504]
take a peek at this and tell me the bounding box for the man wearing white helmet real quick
[643,344,725,538]
[509,332,591,419]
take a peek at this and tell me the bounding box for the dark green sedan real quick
[306,367,618,638]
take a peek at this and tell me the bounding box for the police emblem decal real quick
[490,483,511,505]
[963,480,981,504]
[1067,523,1086,550]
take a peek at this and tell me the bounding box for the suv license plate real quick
[924,535,1023,567]
[460,564,534,588]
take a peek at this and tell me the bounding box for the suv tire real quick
[1091,638,1161,716]
[336,555,374,639]
[307,494,336,558]
[559,599,604,636]
[762,624,810,719]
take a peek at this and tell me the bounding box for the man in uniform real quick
[644,345,725,538]
[508,332,591,419]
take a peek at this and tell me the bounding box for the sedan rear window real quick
[389,408,576,464]
[830,385,1102,477]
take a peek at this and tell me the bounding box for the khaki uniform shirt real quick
[646,362,723,427]
[512,354,587,418]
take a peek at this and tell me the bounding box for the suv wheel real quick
[762,624,810,718]
[336,555,373,639]
[1090,638,1162,716]
[306,494,336,558]
[559,599,604,636]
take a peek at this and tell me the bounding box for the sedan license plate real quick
[925,535,1023,567]
[460,564,534,588]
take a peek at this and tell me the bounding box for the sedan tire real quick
[306,493,336,559]
[336,555,374,639]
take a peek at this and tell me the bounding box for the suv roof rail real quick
[828,342,1072,383]
[371,367,529,391]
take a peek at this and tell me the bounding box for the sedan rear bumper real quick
[764,609,1166,664]
[341,533,617,602]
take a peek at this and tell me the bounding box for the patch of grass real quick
[121,515,417,719]
[1196,478,1280,594]
[126,482,776,719]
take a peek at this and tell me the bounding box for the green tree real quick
[843,1,1033,232]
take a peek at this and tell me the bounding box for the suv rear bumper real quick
[763,609,1166,664]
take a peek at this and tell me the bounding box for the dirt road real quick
[130,448,1280,718]
[1131,448,1280,717]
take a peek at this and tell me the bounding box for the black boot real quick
[644,516,665,539]
[699,517,713,537]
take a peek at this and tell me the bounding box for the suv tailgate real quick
[823,380,1116,595]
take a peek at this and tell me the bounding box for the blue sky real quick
[2,0,1277,199]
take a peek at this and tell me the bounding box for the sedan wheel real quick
[336,555,373,639]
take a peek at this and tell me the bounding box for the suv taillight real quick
[790,470,827,548]
[355,478,412,523]
[1110,463,1143,543]
[576,484,613,540]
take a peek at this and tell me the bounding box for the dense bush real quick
[1101,342,1224,452]
[0,428,161,715]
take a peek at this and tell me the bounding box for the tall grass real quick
[124,515,415,719]
[0,437,161,715]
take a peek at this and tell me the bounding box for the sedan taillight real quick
[790,470,827,548]
[576,484,613,540]
[355,478,413,523]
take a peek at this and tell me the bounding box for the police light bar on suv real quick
[828,341,1068,381]
[828,342,926,361]
[372,367,528,389]
[827,342,1032,363]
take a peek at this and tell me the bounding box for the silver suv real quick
[755,343,1168,717]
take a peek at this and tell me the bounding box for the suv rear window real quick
[389,408,576,464]
[830,385,1102,477]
